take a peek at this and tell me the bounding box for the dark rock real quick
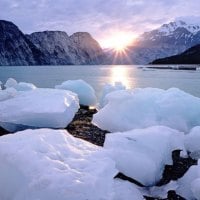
[66,107,109,146]
[156,150,197,186]
[0,127,9,136]
[166,190,186,200]
[151,44,200,64]
[114,172,144,187]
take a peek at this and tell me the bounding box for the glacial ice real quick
[104,126,185,186]
[176,164,199,199]
[0,88,17,102]
[0,129,117,200]
[4,78,37,91]
[14,82,37,91]
[113,179,143,200]
[0,88,79,132]
[4,77,18,88]
[93,88,200,132]
[99,82,126,108]
[185,126,200,159]
[55,79,97,106]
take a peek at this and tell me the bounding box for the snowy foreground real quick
[1,79,200,199]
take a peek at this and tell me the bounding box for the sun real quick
[99,31,136,51]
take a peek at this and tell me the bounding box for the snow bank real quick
[104,126,185,186]
[0,81,2,90]
[113,179,143,200]
[0,88,79,132]
[0,129,117,200]
[93,88,200,132]
[55,79,97,106]
[99,82,126,108]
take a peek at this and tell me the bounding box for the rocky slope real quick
[0,20,105,66]
[0,20,48,66]
[151,44,200,64]
[27,31,105,65]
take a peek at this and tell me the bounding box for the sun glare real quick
[100,31,136,51]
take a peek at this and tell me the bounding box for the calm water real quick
[0,65,200,98]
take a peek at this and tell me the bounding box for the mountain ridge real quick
[0,20,105,66]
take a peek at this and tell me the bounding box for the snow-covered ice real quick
[99,82,126,108]
[176,164,199,199]
[0,88,17,102]
[14,82,37,91]
[0,88,79,132]
[185,126,200,159]
[55,79,97,106]
[93,88,200,132]
[113,179,143,200]
[104,126,185,186]
[4,78,37,91]
[4,78,17,88]
[0,129,117,200]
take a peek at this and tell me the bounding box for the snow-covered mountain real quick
[110,20,200,64]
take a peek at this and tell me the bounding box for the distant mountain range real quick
[108,20,200,64]
[1,19,200,66]
[0,20,104,66]
[151,44,200,64]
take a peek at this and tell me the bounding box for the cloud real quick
[0,0,200,45]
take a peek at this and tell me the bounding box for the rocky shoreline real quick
[0,107,198,200]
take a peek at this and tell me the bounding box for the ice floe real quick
[55,79,97,106]
[0,129,117,200]
[104,126,185,186]
[0,88,79,132]
[93,88,200,132]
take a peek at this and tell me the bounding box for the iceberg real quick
[93,88,200,132]
[104,126,185,186]
[0,129,117,200]
[0,88,79,132]
[55,79,97,106]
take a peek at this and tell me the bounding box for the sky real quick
[1,0,200,48]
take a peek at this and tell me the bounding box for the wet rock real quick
[0,127,9,136]
[66,107,109,146]
[157,150,197,186]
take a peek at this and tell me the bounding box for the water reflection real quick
[109,66,132,88]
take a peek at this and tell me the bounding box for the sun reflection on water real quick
[109,66,132,89]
